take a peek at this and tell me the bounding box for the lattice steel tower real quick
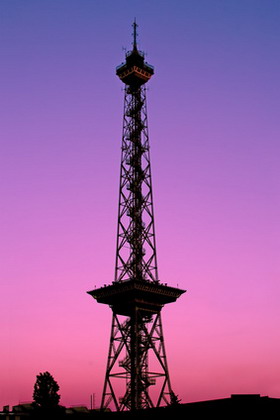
[88,22,185,411]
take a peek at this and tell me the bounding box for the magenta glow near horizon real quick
[1,0,279,409]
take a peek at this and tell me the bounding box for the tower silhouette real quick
[88,22,185,411]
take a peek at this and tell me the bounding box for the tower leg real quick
[149,313,173,406]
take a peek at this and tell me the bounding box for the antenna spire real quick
[132,19,138,50]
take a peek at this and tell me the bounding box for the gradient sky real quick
[1,0,280,409]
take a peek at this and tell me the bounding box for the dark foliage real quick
[32,371,61,411]
[169,391,181,406]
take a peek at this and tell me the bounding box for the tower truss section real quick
[115,85,158,284]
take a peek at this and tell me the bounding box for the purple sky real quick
[1,0,280,409]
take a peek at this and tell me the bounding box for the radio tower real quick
[88,22,185,411]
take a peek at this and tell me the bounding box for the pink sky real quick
[1,0,280,409]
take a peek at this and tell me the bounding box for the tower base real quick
[100,310,173,411]
[88,282,185,410]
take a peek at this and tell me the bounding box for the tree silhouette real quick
[33,371,60,411]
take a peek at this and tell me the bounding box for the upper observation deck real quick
[116,22,154,87]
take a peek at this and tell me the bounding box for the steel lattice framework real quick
[87,22,185,412]
[115,85,158,284]
[101,311,172,411]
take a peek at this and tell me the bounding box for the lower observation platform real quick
[87,280,186,317]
